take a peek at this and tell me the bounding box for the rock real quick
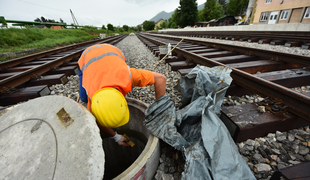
[239,142,245,149]
[254,163,272,172]
[270,155,277,161]
[155,170,174,180]
[288,133,295,141]
[246,145,254,151]
[253,153,266,163]
[158,163,165,172]
[277,163,286,169]
[271,149,281,155]
[258,106,266,113]
[160,158,164,163]
[242,155,249,163]
[288,160,301,165]
[169,167,176,174]
[276,131,286,141]
[245,139,255,146]
[270,161,277,166]
[305,154,310,161]
[291,144,299,154]
[295,134,306,142]
[298,146,309,155]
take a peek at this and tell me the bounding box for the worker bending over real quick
[78,44,166,147]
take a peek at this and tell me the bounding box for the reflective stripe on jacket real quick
[78,44,132,102]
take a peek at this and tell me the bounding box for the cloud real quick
[123,0,171,7]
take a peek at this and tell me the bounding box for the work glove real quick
[111,132,130,147]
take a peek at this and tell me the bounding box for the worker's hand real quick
[111,132,130,147]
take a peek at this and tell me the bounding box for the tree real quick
[226,0,249,16]
[122,25,129,32]
[34,18,41,22]
[160,20,168,29]
[40,16,47,22]
[107,23,114,31]
[143,21,155,31]
[179,0,198,28]
[171,22,178,28]
[137,25,142,31]
[197,9,205,22]
[202,0,224,22]
[168,8,180,28]
[60,18,64,23]
[101,25,106,30]
[218,0,227,15]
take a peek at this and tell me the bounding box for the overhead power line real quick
[17,0,68,12]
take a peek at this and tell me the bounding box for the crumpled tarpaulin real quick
[145,65,256,180]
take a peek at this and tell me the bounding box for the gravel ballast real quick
[29,34,310,179]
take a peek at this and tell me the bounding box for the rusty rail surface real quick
[136,33,310,123]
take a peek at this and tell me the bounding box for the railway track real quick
[0,35,128,106]
[136,32,310,143]
[151,31,310,49]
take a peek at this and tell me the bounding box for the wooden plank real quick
[199,51,234,58]
[228,60,281,73]
[220,103,310,143]
[0,72,23,80]
[210,55,259,64]
[45,66,78,76]
[4,65,40,72]
[178,68,193,76]
[168,61,196,71]
[255,69,310,88]
[258,39,271,44]
[23,61,50,65]
[270,40,286,45]
[188,48,218,54]
[181,46,208,51]
[227,60,304,74]
[270,162,310,180]
[248,38,260,43]
[284,41,302,47]
[0,85,50,106]
[26,74,68,86]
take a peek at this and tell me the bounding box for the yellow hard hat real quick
[91,87,129,128]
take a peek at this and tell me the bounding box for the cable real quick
[17,0,68,13]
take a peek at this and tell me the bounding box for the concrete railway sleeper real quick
[0,35,127,106]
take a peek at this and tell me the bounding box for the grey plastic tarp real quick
[145,65,256,180]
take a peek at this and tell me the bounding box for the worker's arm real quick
[130,68,166,99]
[96,122,130,147]
[97,123,116,137]
[153,72,166,99]
[78,67,88,103]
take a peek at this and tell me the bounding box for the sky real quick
[0,0,206,27]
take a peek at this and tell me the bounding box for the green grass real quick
[0,27,107,61]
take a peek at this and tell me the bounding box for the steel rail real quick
[0,35,120,71]
[0,35,127,92]
[138,33,310,122]
[147,34,310,67]
[154,31,310,43]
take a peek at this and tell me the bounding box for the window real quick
[260,12,269,21]
[304,7,310,18]
[265,0,272,4]
[280,10,290,20]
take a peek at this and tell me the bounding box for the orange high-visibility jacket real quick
[78,44,132,110]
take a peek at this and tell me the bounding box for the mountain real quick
[149,3,205,23]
